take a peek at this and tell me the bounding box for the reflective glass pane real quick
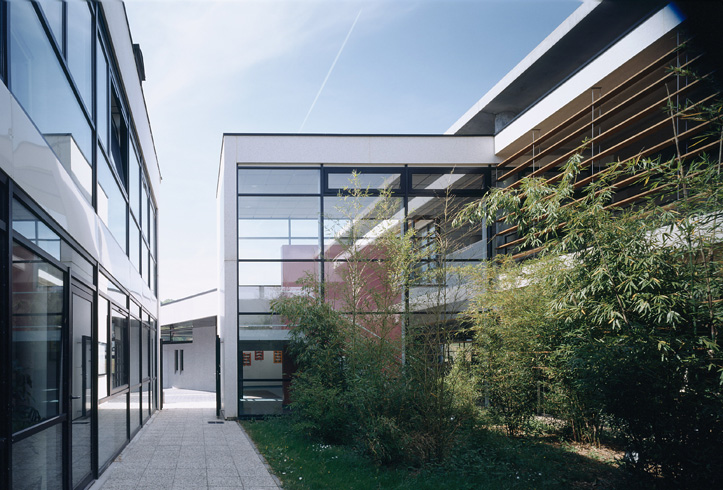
[129,221,140,272]
[71,293,92,488]
[238,285,306,312]
[98,154,128,251]
[10,1,93,165]
[238,239,319,260]
[144,383,151,422]
[97,40,109,149]
[67,0,93,110]
[129,388,141,434]
[11,243,64,432]
[141,184,149,239]
[238,168,319,194]
[98,273,127,308]
[238,314,287,329]
[408,196,486,260]
[12,199,61,260]
[238,261,318,287]
[238,196,319,220]
[142,326,150,379]
[411,172,484,191]
[142,242,149,284]
[129,146,140,220]
[97,297,108,399]
[98,394,128,468]
[38,1,63,51]
[12,423,62,490]
[323,196,403,256]
[111,309,128,389]
[238,220,288,238]
[291,219,318,237]
[130,317,141,385]
[328,172,401,190]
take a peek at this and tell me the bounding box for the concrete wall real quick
[162,325,216,392]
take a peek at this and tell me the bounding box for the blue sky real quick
[124,0,580,301]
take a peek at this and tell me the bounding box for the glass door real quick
[10,241,67,490]
[71,285,93,489]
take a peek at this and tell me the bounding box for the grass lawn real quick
[241,417,627,490]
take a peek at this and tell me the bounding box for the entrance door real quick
[10,241,67,489]
[70,285,93,489]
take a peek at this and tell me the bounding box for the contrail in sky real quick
[298,9,362,132]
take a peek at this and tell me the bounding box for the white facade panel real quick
[232,135,496,166]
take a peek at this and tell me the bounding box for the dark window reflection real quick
[98,394,128,468]
[11,243,64,432]
[238,168,319,194]
[111,309,128,389]
[12,422,62,490]
[9,1,93,175]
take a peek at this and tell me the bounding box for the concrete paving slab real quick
[90,388,281,489]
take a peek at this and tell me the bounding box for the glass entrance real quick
[71,287,93,489]
[11,241,66,489]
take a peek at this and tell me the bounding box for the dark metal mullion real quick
[235,165,240,418]
[319,168,325,298]
[63,267,72,490]
[125,310,130,442]
[0,0,8,85]
[1,179,12,490]
[10,414,67,443]
[11,185,96,269]
[91,266,99,479]
[403,166,409,365]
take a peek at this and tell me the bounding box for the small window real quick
[174,350,179,373]
[273,351,283,364]
[328,171,401,190]
[255,351,264,361]
[242,352,251,366]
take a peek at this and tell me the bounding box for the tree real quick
[456,95,723,484]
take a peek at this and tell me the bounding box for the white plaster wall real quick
[162,326,216,392]
[161,290,218,326]
[233,135,497,166]
[219,137,239,417]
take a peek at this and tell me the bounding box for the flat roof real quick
[447,0,669,135]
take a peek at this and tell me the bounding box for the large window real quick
[236,166,488,416]
[7,1,158,294]
[11,243,65,432]
[10,0,93,201]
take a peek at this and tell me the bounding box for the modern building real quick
[160,290,218,394]
[1,1,161,489]
[218,0,721,420]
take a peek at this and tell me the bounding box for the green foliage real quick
[243,416,624,490]
[272,171,479,466]
[465,256,563,436]
[456,97,723,485]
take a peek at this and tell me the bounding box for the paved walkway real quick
[91,388,281,489]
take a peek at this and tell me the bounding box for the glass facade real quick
[1,2,160,488]
[236,166,489,415]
